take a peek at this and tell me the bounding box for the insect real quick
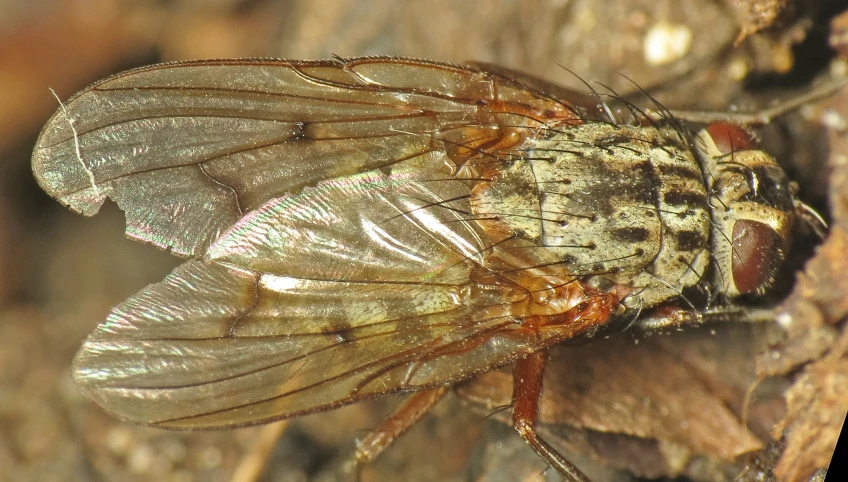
[32,56,813,480]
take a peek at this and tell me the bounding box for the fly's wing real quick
[463,61,614,118]
[33,57,577,256]
[73,170,571,429]
[34,58,587,429]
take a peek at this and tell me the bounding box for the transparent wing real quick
[36,57,597,428]
[73,170,599,429]
[33,57,577,256]
[75,262,535,429]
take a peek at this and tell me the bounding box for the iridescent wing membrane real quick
[32,57,586,428]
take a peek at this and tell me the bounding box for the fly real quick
[31,56,832,481]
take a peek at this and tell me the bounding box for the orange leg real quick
[512,351,589,482]
[354,386,449,464]
[231,421,289,482]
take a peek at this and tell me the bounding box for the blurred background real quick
[1,1,846,481]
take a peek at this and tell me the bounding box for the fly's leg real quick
[661,75,846,125]
[512,351,590,482]
[636,305,776,330]
[231,421,289,482]
[343,386,448,479]
[344,285,616,479]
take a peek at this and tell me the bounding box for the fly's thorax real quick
[695,123,797,297]
[470,122,712,308]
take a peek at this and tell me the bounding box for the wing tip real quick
[32,118,108,217]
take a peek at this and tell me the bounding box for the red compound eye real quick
[707,122,756,155]
[731,219,782,294]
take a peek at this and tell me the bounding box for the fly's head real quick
[696,123,800,298]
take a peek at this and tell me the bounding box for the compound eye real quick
[707,122,756,155]
[731,219,782,294]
